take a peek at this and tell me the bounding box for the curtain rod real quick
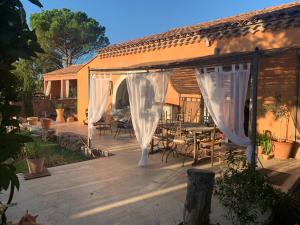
[88,68,170,75]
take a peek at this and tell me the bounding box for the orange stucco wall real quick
[257,49,299,142]
[77,27,300,142]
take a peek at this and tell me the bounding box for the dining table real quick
[150,122,215,164]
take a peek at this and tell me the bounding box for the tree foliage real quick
[30,8,109,66]
[0,0,43,223]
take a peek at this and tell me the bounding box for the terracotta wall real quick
[77,26,300,125]
[257,50,299,142]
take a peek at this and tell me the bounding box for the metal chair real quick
[114,117,133,138]
[97,113,113,135]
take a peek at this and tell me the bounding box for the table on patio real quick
[150,122,215,164]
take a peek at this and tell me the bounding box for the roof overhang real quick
[90,46,299,94]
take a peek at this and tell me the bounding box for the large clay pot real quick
[40,118,51,129]
[56,109,65,123]
[26,158,45,174]
[295,144,300,160]
[273,141,293,160]
[27,117,38,126]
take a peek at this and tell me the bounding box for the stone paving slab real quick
[7,122,299,225]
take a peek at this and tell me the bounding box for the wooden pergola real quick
[88,46,300,167]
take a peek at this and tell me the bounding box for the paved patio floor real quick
[6,122,300,224]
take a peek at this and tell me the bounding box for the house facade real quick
[44,2,300,143]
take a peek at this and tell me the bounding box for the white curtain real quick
[65,80,70,98]
[126,71,171,167]
[88,76,111,142]
[195,64,253,162]
[45,81,51,96]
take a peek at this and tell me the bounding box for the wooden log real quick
[183,169,215,225]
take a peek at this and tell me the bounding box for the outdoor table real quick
[184,126,215,164]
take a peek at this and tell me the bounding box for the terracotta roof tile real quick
[43,64,85,76]
[98,2,300,58]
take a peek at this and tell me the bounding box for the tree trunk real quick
[183,169,215,225]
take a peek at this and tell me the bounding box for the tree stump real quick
[183,169,215,225]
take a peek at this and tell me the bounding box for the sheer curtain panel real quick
[45,81,51,97]
[65,80,70,98]
[88,76,111,142]
[126,71,171,166]
[195,64,253,162]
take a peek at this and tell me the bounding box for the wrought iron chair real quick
[97,113,113,135]
[114,117,133,138]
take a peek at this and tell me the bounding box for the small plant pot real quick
[27,117,38,126]
[66,116,74,123]
[56,109,65,123]
[262,154,271,160]
[273,141,293,160]
[40,118,51,129]
[26,158,45,174]
[257,146,263,156]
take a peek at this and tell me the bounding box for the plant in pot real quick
[256,133,264,156]
[24,141,45,174]
[261,131,273,160]
[40,112,51,129]
[55,103,65,123]
[263,95,292,160]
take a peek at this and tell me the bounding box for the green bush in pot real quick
[24,141,45,174]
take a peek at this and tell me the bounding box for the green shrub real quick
[214,150,300,225]
[55,103,64,109]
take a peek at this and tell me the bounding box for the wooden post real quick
[183,169,215,225]
[251,47,259,169]
[294,50,300,142]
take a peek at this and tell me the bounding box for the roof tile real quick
[98,2,300,58]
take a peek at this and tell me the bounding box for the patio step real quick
[260,158,300,193]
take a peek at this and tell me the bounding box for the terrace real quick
[7,121,300,224]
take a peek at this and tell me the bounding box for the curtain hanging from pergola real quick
[88,76,111,142]
[126,71,171,167]
[195,64,252,161]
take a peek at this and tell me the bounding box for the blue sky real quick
[23,0,294,44]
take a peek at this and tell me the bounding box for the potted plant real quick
[40,112,51,129]
[25,141,45,174]
[263,95,293,160]
[261,131,273,160]
[55,103,65,123]
[256,133,264,156]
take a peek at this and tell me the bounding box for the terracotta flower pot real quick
[262,154,271,160]
[26,158,45,174]
[66,116,74,123]
[273,141,293,160]
[40,118,51,129]
[27,117,38,126]
[56,109,65,123]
